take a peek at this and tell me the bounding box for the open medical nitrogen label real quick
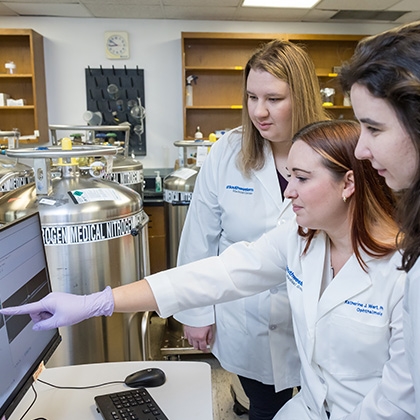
[164,189,193,204]
[103,170,142,185]
[42,213,144,246]
[0,176,32,191]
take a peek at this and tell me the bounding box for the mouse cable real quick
[17,380,125,420]
[18,383,38,420]
[36,378,125,390]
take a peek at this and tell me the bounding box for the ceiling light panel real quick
[242,0,319,8]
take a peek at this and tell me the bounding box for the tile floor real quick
[148,314,249,420]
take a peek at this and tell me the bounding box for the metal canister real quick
[49,125,144,198]
[0,143,149,367]
[0,130,34,196]
[163,141,213,268]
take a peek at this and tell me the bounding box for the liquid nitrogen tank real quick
[0,130,34,196]
[163,140,214,268]
[0,141,149,367]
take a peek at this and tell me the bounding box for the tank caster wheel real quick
[233,399,249,416]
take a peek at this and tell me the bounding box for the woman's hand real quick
[183,324,214,352]
[0,287,114,331]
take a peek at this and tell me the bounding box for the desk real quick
[9,361,213,420]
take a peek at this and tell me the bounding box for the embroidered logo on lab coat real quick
[226,185,254,195]
[286,266,303,291]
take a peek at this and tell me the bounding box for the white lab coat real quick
[174,127,300,389]
[403,260,420,419]
[147,220,415,419]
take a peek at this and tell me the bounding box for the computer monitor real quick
[0,212,61,420]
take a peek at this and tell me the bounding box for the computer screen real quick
[0,212,61,420]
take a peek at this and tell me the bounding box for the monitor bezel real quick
[0,212,61,420]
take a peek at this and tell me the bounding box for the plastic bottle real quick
[186,75,198,107]
[186,82,193,107]
[155,171,162,193]
[194,126,203,140]
[209,133,217,142]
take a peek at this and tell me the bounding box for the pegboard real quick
[85,66,146,155]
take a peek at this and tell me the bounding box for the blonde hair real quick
[239,39,328,175]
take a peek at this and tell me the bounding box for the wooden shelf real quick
[0,29,48,142]
[0,106,35,110]
[0,74,33,78]
[182,32,365,139]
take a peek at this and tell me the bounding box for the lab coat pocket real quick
[215,298,248,334]
[315,313,389,378]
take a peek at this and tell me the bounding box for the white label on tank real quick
[172,167,197,180]
[69,188,122,203]
[196,147,209,168]
[1,177,32,191]
[41,213,143,246]
[39,198,56,206]
[103,170,142,185]
[164,189,193,204]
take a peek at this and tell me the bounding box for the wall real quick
[0,16,395,168]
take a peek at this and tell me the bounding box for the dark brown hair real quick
[294,120,398,270]
[340,21,420,272]
[238,39,328,175]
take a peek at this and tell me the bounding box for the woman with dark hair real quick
[174,39,327,419]
[340,20,420,418]
[2,120,413,419]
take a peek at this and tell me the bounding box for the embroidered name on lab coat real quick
[286,266,303,291]
[226,185,254,195]
[345,300,384,316]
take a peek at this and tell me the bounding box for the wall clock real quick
[105,31,130,59]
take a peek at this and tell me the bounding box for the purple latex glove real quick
[0,286,114,331]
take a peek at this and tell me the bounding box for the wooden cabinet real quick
[182,32,365,140]
[0,29,48,143]
[144,205,168,274]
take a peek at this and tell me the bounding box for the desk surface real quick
[9,361,213,420]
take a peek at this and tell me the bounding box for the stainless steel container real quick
[163,141,213,268]
[49,125,144,198]
[163,166,197,268]
[0,130,34,196]
[0,144,150,367]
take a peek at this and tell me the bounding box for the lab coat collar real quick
[253,142,289,215]
[301,232,375,360]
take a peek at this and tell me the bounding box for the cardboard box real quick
[6,98,26,106]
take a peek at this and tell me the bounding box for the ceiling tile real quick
[82,0,160,5]
[0,2,18,15]
[3,2,92,16]
[83,3,164,18]
[163,0,240,6]
[3,0,74,2]
[302,8,337,21]
[164,5,237,20]
[394,10,420,22]
[316,0,399,11]
[235,7,310,21]
[388,0,420,12]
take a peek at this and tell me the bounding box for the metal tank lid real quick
[0,173,143,225]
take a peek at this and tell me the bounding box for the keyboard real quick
[95,387,169,420]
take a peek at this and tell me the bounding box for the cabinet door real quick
[0,29,48,143]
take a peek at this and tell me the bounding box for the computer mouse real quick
[124,367,166,388]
